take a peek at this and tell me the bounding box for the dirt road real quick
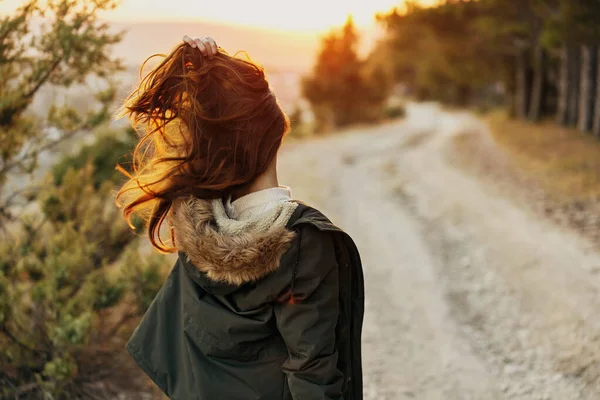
[278,103,600,400]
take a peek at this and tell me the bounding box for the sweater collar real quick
[224,185,292,220]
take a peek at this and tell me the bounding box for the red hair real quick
[115,43,290,252]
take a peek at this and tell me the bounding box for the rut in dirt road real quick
[278,103,600,400]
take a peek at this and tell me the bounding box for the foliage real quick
[289,105,303,129]
[376,0,507,106]
[544,0,600,46]
[52,127,136,189]
[302,17,391,131]
[0,1,165,397]
[287,105,313,138]
[0,0,124,229]
[0,160,166,397]
[384,104,406,120]
[372,0,600,126]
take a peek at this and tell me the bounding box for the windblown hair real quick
[114,43,290,252]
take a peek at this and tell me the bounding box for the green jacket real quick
[126,198,365,399]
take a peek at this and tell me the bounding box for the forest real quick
[303,0,600,134]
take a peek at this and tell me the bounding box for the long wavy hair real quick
[114,43,290,252]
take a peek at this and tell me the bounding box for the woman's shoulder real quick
[285,199,344,235]
[285,200,362,271]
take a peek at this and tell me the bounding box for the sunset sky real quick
[0,0,438,33]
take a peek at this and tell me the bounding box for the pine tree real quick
[374,0,600,131]
[377,0,505,107]
[569,0,600,135]
[302,17,390,131]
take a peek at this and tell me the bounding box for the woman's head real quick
[115,43,290,251]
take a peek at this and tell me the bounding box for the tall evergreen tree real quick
[302,17,390,131]
[378,0,507,107]
[566,0,600,135]
[374,0,600,133]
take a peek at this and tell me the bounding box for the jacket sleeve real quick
[274,225,345,400]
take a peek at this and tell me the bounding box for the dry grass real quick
[486,111,600,203]
[448,112,600,246]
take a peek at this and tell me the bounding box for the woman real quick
[116,36,365,400]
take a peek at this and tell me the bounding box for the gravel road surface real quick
[279,103,600,400]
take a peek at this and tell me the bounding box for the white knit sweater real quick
[209,185,297,236]
[224,186,293,221]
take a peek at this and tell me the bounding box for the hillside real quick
[109,20,320,73]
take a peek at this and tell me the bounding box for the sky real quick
[101,0,403,32]
[0,0,438,33]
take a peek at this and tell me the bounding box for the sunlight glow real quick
[0,0,437,33]
[103,0,403,32]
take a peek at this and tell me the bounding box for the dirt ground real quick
[278,103,600,400]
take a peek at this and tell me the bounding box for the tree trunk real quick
[593,48,600,136]
[503,55,517,116]
[528,43,546,122]
[456,84,471,107]
[556,45,570,125]
[577,45,598,132]
[515,50,530,120]
[558,45,582,126]
[567,46,581,126]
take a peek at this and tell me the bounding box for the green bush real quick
[384,104,406,119]
[0,1,158,396]
[0,161,166,398]
[52,129,135,189]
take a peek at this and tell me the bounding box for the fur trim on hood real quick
[167,195,299,286]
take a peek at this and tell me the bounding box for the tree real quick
[578,45,598,132]
[0,0,123,230]
[555,45,580,126]
[593,47,600,136]
[546,0,582,127]
[475,0,547,120]
[377,0,507,107]
[302,17,390,131]
[374,0,600,133]
[0,1,166,397]
[566,0,600,135]
[546,0,600,132]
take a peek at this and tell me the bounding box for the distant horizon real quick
[107,17,328,38]
[95,0,401,34]
[109,19,383,73]
[0,0,440,35]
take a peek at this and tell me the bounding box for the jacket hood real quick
[167,195,299,286]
